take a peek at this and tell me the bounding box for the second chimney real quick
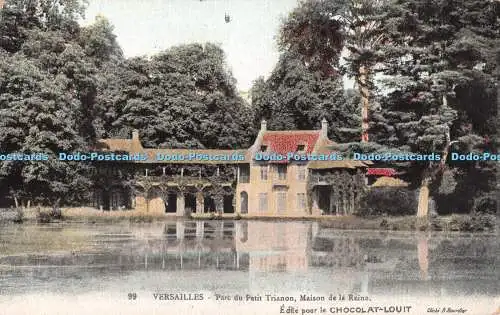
[132,129,139,141]
[260,120,267,132]
[321,118,328,137]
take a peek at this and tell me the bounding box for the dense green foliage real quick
[358,187,417,216]
[277,0,389,142]
[372,0,499,214]
[267,0,499,214]
[251,52,360,142]
[99,44,255,149]
[0,0,96,206]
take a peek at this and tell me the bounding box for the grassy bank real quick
[1,207,496,232]
[313,214,497,232]
[0,207,177,224]
[188,213,497,232]
[62,207,179,223]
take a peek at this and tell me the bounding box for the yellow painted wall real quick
[135,196,165,214]
[235,163,310,216]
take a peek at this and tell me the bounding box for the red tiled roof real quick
[262,131,320,156]
[367,168,397,176]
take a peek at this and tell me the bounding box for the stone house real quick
[93,119,370,216]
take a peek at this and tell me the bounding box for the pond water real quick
[0,220,498,315]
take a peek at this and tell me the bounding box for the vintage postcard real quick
[0,0,498,314]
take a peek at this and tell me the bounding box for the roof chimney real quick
[260,119,267,132]
[132,129,139,141]
[321,118,328,137]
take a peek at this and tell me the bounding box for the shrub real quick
[50,206,62,220]
[357,187,417,217]
[472,194,497,215]
[13,207,24,223]
[444,214,496,232]
[36,205,63,223]
[36,209,52,223]
[0,208,24,223]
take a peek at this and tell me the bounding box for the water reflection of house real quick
[90,119,370,216]
[128,221,249,271]
[310,235,365,269]
[235,221,312,272]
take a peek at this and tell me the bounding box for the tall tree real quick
[0,0,86,52]
[0,0,121,206]
[373,0,499,216]
[104,43,256,149]
[278,0,388,142]
[251,52,360,142]
[0,52,92,206]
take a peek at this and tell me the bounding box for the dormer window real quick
[297,144,306,152]
[260,145,268,152]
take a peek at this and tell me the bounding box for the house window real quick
[240,191,248,214]
[260,145,268,152]
[277,164,287,180]
[297,193,306,210]
[297,144,306,152]
[239,165,250,183]
[297,165,306,181]
[259,193,268,212]
[276,192,287,213]
[260,165,268,180]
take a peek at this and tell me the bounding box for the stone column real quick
[335,192,340,216]
[342,192,347,216]
[215,194,224,214]
[349,190,355,215]
[311,188,320,215]
[329,186,335,215]
[196,191,204,214]
[176,192,185,216]
[232,194,236,214]
[130,192,136,210]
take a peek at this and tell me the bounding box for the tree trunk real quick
[417,128,453,217]
[358,65,370,142]
[13,195,19,208]
[417,176,431,217]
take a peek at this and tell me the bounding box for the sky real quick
[82,0,303,91]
